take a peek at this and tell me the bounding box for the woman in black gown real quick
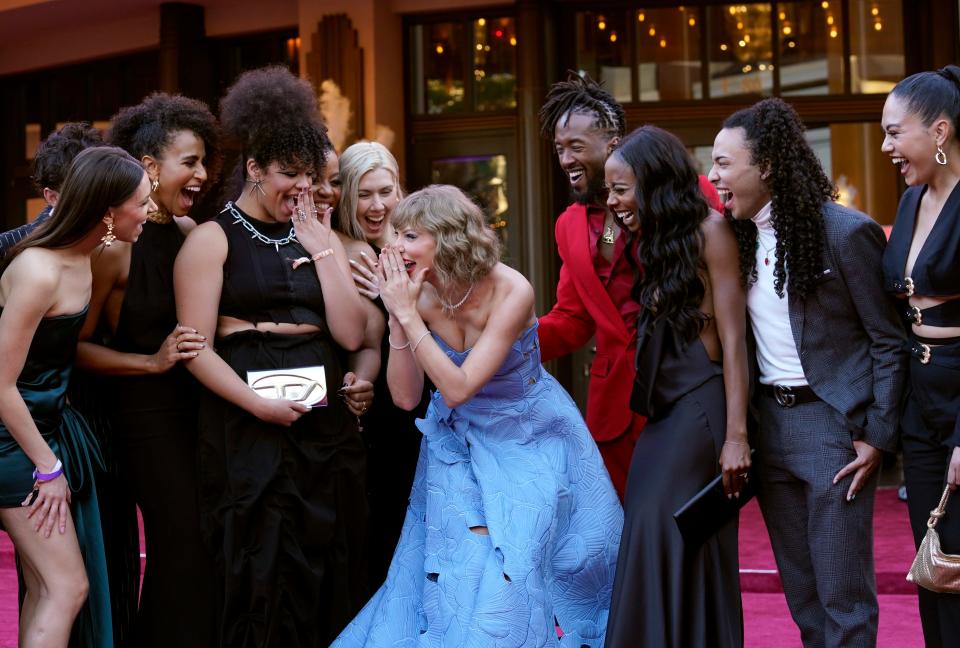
[75,93,220,647]
[0,146,151,647]
[603,126,750,647]
[334,141,428,590]
[174,66,368,647]
[880,65,960,647]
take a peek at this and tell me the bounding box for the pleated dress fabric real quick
[605,312,743,648]
[0,308,114,648]
[333,323,623,647]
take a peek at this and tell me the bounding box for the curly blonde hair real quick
[336,141,402,242]
[392,185,500,288]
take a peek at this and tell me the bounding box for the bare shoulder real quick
[90,239,130,276]
[175,215,198,236]
[492,263,534,308]
[4,248,61,291]
[701,210,738,260]
[336,232,376,263]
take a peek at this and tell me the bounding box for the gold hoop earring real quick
[151,178,160,193]
[101,220,116,247]
[936,146,948,165]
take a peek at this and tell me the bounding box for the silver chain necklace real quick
[222,202,297,251]
[438,283,474,312]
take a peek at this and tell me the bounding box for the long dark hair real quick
[723,99,836,298]
[5,146,145,267]
[615,125,710,345]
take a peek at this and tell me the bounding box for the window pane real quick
[707,4,773,98]
[575,10,631,104]
[850,0,904,94]
[412,22,466,115]
[778,2,845,95]
[806,123,899,226]
[472,17,517,111]
[25,123,41,160]
[431,154,512,264]
[636,8,702,101]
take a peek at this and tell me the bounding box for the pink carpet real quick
[0,488,924,646]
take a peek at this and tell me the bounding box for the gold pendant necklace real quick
[601,224,617,245]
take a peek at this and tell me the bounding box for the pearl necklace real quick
[223,202,297,251]
[438,283,474,312]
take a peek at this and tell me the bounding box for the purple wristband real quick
[33,459,63,483]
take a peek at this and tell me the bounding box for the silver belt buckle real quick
[904,276,915,297]
[774,384,797,407]
[918,343,931,365]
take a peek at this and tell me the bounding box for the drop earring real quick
[101,219,116,247]
[936,145,948,165]
[151,178,160,193]
[246,176,267,196]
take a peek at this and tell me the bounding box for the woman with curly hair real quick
[602,126,748,647]
[174,66,367,646]
[74,92,220,646]
[880,65,960,647]
[330,141,429,591]
[0,146,150,647]
[333,184,622,648]
[709,98,906,647]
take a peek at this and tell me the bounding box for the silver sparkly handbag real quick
[906,485,960,593]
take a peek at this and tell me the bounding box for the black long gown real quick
[198,205,367,647]
[605,312,743,647]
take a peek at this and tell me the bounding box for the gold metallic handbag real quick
[907,485,960,593]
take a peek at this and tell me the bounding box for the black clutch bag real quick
[673,463,756,548]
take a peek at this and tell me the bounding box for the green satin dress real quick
[0,307,113,647]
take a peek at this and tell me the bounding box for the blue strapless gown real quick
[333,324,623,647]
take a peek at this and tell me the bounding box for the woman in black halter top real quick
[74,94,220,647]
[881,66,960,647]
[174,67,368,647]
[0,147,150,647]
[602,126,750,647]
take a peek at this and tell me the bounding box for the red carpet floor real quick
[0,488,923,647]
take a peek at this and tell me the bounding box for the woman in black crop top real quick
[75,94,220,646]
[881,65,960,647]
[174,67,368,647]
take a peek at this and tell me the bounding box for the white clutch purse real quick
[246,365,328,408]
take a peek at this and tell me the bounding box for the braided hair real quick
[538,71,625,140]
[723,98,837,298]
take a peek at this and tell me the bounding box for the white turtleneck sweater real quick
[747,203,807,386]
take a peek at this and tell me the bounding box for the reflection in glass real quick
[411,22,466,114]
[473,17,517,111]
[850,0,904,94]
[636,7,701,101]
[778,2,844,95]
[575,10,631,103]
[431,154,511,263]
[707,4,773,98]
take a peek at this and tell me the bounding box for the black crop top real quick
[216,203,327,328]
[883,182,960,297]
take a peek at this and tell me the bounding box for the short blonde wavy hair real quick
[336,141,403,242]
[392,184,500,287]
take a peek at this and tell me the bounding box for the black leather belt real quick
[759,384,821,408]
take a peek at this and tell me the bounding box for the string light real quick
[738,39,746,47]
[659,38,667,48]
[827,15,834,25]
[821,1,829,8]
[737,21,744,29]
[720,43,729,51]
[871,7,879,15]
[874,20,883,31]
[638,12,645,22]
[729,6,737,15]
[783,25,792,35]
[476,43,483,51]
[509,36,517,46]
[830,28,838,38]
[744,33,751,43]
[598,16,606,30]
[610,31,618,43]
[649,26,656,37]
[478,18,486,26]
[688,17,696,27]
[435,44,444,54]
[779,11,786,20]
[743,64,753,73]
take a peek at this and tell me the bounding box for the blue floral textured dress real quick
[334,324,623,647]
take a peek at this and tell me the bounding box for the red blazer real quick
[538,177,722,443]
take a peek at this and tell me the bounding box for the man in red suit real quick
[538,73,721,500]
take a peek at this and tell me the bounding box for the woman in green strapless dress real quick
[0,146,151,647]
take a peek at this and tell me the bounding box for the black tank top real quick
[215,203,327,328]
[112,219,198,411]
